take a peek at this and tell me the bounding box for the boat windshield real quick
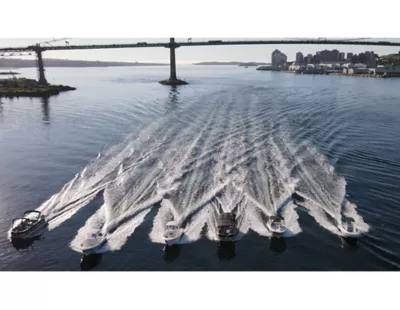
[271,221,283,229]
[12,218,27,228]
[24,212,40,221]
[167,225,178,230]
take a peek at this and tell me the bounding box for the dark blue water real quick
[1,66,399,271]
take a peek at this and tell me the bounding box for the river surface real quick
[0,65,399,271]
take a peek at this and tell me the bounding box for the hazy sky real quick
[0,38,399,64]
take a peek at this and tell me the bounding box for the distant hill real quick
[0,58,168,68]
[193,61,243,65]
[193,61,268,66]
[377,52,400,66]
[238,62,269,66]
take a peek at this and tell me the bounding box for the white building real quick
[272,49,287,68]
[376,66,400,76]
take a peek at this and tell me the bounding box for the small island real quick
[0,77,76,98]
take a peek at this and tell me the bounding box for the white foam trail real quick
[102,208,152,252]
[38,124,169,231]
[180,205,209,243]
[281,202,302,237]
[275,127,368,235]
[246,201,272,237]
[69,93,226,251]
[37,85,371,253]
[205,207,220,242]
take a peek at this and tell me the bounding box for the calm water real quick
[0,65,399,271]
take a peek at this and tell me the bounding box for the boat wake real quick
[26,85,369,254]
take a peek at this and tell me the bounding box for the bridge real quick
[1,38,400,85]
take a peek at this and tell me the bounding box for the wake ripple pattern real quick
[28,84,368,253]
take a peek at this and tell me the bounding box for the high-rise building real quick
[307,54,313,63]
[319,49,339,62]
[351,54,359,63]
[296,52,304,64]
[358,52,366,63]
[347,52,353,60]
[339,52,345,61]
[271,49,287,67]
[365,51,377,67]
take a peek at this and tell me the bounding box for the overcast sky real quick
[0,38,399,64]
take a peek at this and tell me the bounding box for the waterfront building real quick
[319,49,339,62]
[296,52,304,64]
[347,52,353,60]
[271,49,287,67]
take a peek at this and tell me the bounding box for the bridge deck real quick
[0,40,400,53]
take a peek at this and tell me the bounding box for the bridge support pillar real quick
[159,37,188,86]
[35,48,48,85]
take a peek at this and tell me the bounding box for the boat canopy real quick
[342,217,355,222]
[218,219,235,227]
[219,213,235,220]
[23,210,42,221]
[218,213,235,226]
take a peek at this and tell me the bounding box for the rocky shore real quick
[0,78,76,98]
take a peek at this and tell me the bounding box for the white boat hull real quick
[337,225,361,238]
[164,231,183,246]
[81,238,107,255]
[266,223,287,237]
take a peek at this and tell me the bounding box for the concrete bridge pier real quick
[34,46,48,85]
[159,37,188,86]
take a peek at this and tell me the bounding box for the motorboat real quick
[163,221,184,246]
[80,230,107,255]
[337,217,361,238]
[217,213,238,242]
[10,210,48,239]
[266,215,287,237]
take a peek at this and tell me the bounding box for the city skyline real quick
[292,48,380,65]
[0,38,399,64]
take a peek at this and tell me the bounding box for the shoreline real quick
[261,69,394,79]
